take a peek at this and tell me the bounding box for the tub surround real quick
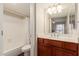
[3,44,25,56]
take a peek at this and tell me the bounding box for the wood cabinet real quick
[51,47,63,56]
[63,42,78,51]
[78,44,79,56]
[63,49,77,56]
[37,38,51,56]
[37,38,78,56]
[38,45,51,56]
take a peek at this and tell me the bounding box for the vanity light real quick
[47,7,52,15]
[57,4,63,13]
[51,6,57,14]
[47,4,63,15]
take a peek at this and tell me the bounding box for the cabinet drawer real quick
[63,50,77,56]
[63,42,78,51]
[49,40,63,48]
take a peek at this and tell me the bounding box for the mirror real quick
[50,14,75,34]
[51,16,66,34]
[45,3,76,34]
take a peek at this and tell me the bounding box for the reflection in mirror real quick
[45,3,76,34]
[69,15,75,29]
[51,16,66,34]
[51,14,75,34]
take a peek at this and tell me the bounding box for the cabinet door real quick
[78,44,79,56]
[51,47,63,56]
[63,50,77,56]
[38,45,45,56]
[51,46,56,56]
[38,45,51,56]
[55,47,63,56]
[63,42,78,51]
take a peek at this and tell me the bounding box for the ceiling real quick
[4,3,30,18]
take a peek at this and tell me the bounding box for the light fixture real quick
[57,4,63,13]
[47,4,63,15]
[47,7,52,15]
[51,6,57,14]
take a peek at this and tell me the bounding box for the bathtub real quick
[3,45,24,56]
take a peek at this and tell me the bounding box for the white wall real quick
[0,4,3,55]
[3,14,29,52]
[30,3,36,56]
[36,3,50,35]
[36,4,45,34]
[76,4,79,30]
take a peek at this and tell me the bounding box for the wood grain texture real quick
[78,44,79,56]
[37,38,78,56]
[63,42,78,51]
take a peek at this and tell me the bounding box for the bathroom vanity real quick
[37,37,78,56]
[37,3,79,56]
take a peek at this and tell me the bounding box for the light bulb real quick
[51,7,56,12]
[57,5,63,13]
[47,4,63,15]
[47,8,52,15]
[58,9,62,13]
[51,7,57,14]
[57,5,63,10]
[52,21,55,23]
[52,7,57,14]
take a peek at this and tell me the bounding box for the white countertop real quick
[37,33,79,43]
